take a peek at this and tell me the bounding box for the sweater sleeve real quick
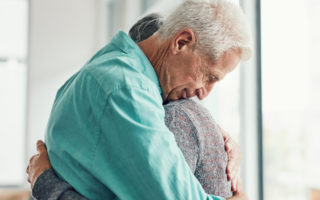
[32,169,87,200]
[164,102,200,173]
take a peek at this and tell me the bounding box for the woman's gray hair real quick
[158,0,253,61]
[129,13,163,43]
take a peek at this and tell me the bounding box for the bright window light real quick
[262,0,320,199]
[0,0,28,186]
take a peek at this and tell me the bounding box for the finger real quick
[227,174,231,181]
[227,164,238,181]
[226,164,232,175]
[29,154,37,164]
[237,178,243,192]
[232,178,238,192]
[36,140,47,154]
[226,167,234,181]
[225,142,233,152]
[227,159,236,172]
[228,160,241,178]
[226,162,231,179]
[226,157,235,171]
[228,170,235,182]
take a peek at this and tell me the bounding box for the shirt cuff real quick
[32,168,72,200]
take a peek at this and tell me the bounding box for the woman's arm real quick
[27,141,87,200]
[32,168,87,200]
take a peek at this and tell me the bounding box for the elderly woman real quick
[27,0,252,199]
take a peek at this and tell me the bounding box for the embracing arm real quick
[33,169,87,200]
[27,141,86,200]
[27,84,245,200]
[27,139,246,200]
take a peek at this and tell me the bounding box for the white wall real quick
[26,0,103,158]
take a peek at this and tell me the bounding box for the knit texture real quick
[164,99,232,198]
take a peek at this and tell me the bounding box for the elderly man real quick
[28,0,252,199]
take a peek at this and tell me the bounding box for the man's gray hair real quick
[158,0,253,61]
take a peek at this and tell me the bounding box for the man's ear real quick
[172,29,196,55]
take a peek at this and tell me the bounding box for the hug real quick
[27,0,252,199]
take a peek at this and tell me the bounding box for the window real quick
[105,0,159,42]
[0,0,28,186]
[202,66,241,142]
[262,0,320,199]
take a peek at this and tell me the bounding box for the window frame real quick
[239,0,263,199]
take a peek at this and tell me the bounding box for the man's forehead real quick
[208,59,239,80]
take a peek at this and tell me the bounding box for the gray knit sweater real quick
[33,99,232,199]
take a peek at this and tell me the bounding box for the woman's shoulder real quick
[164,98,216,124]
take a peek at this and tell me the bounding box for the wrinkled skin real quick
[138,28,241,103]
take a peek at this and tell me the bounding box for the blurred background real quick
[0,0,319,199]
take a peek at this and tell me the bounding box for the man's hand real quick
[26,140,52,188]
[227,180,248,200]
[218,125,242,192]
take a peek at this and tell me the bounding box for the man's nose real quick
[196,88,207,100]
[196,84,214,100]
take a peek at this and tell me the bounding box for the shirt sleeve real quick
[92,85,225,200]
[32,169,87,200]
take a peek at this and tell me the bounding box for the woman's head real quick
[129,13,163,43]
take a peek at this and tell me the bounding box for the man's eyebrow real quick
[211,74,220,81]
[212,70,224,81]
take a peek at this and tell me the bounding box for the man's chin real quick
[163,95,178,104]
[162,90,175,104]
[162,94,170,104]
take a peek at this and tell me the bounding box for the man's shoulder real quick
[83,53,157,96]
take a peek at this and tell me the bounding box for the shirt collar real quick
[110,31,162,95]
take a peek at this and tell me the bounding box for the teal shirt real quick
[45,31,224,200]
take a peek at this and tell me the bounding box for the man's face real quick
[161,49,241,103]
